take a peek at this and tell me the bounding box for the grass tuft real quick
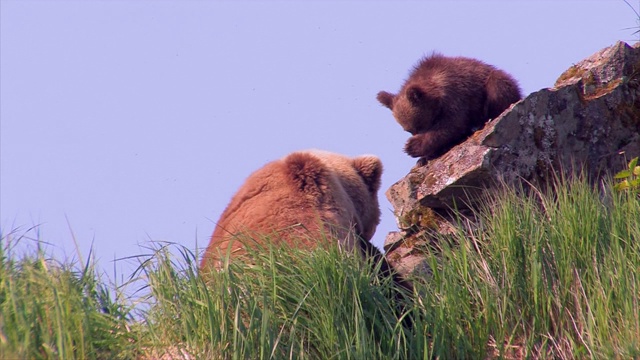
[0,229,138,359]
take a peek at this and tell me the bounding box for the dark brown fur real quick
[378,53,522,165]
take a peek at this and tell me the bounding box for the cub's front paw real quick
[404,135,430,159]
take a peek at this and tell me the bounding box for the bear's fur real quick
[200,150,385,271]
[377,53,522,165]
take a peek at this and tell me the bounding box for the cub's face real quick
[378,86,441,135]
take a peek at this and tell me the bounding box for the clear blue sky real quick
[1,1,635,278]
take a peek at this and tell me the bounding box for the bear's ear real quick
[406,86,425,105]
[376,91,395,109]
[407,85,441,110]
[284,152,329,197]
[352,156,383,194]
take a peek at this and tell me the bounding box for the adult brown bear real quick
[200,150,399,285]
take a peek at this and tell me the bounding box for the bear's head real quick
[377,84,445,135]
[200,150,384,271]
[286,150,383,243]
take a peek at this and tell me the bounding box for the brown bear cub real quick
[200,150,412,299]
[377,53,522,165]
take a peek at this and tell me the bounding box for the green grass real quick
[138,241,418,359]
[417,175,640,358]
[1,173,639,359]
[0,230,138,359]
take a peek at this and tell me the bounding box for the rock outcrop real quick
[384,41,640,279]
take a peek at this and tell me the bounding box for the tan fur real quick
[200,150,383,270]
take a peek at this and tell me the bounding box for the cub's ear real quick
[406,86,425,105]
[284,152,328,197]
[376,91,395,109]
[407,85,441,110]
[352,156,383,193]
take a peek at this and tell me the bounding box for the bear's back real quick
[203,158,327,265]
[408,55,493,88]
[409,53,520,121]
